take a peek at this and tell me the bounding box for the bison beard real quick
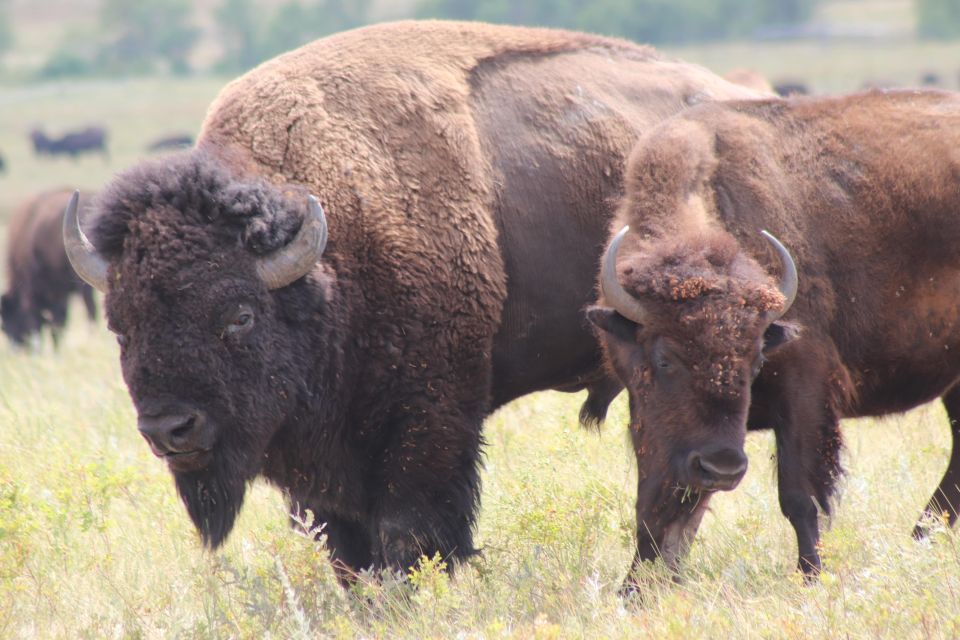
[174,458,247,549]
[634,480,712,571]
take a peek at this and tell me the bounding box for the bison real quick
[3,188,97,347]
[30,126,108,160]
[772,80,809,97]
[64,21,758,581]
[588,88,960,590]
[146,134,193,153]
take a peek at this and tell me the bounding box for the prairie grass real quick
[2,321,960,638]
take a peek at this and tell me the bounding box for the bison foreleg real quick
[370,413,483,575]
[773,392,842,579]
[288,501,373,585]
[914,384,960,538]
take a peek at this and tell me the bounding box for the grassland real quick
[3,26,960,640]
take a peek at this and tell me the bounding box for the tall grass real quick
[1,320,960,638]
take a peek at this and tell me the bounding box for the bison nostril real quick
[170,416,196,440]
[693,449,748,483]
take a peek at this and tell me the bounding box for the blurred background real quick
[1,0,959,252]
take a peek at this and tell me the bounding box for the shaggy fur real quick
[594,88,960,585]
[88,20,762,581]
[2,188,97,347]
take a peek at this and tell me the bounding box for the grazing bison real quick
[65,21,759,581]
[31,126,108,160]
[589,89,960,589]
[146,134,193,153]
[3,188,97,347]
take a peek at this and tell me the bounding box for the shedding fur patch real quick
[620,228,785,395]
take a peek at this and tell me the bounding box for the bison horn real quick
[760,229,797,319]
[256,195,328,289]
[63,190,109,293]
[600,225,649,326]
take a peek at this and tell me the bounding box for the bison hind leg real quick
[914,385,960,539]
[579,377,623,431]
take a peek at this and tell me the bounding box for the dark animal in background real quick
[146,134,193,153]
[773,80,809,96]
[920,71,942,87]
[589,89,960,590]
[3,188,97,348]
[30,126,108,160]
[65,21,760,583]
[0,152,6,173]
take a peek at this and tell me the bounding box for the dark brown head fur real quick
[94,152,326,546]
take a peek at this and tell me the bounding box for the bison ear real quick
[763,320,801,354]
[586,306,640,342]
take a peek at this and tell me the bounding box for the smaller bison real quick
[2,189,97,347]
[30,126,108,160]
[589,89,960,591]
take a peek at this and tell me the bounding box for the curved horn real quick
[760,229,797,319]
[600,225,649,325]
[63,190,109,292]
[256,195,328,290]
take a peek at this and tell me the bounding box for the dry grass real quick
[2,320,960,638]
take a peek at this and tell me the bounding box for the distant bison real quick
[146,134,193,153]
[772,80,809,96]
[3,188,97,347]
[30,126,108,160]
[590,89,960,589]
[65,21,760,582]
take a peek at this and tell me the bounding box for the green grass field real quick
[3,27,960,640]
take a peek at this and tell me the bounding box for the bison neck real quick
[257,271,371,521]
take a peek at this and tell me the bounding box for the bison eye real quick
[224,304,255,337]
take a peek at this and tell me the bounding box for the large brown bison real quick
[2,188,97,347]
[65,21,759,581]
[588,89,960,589]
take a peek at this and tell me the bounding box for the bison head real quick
[63,154,328,548]
[587,226,799,567]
